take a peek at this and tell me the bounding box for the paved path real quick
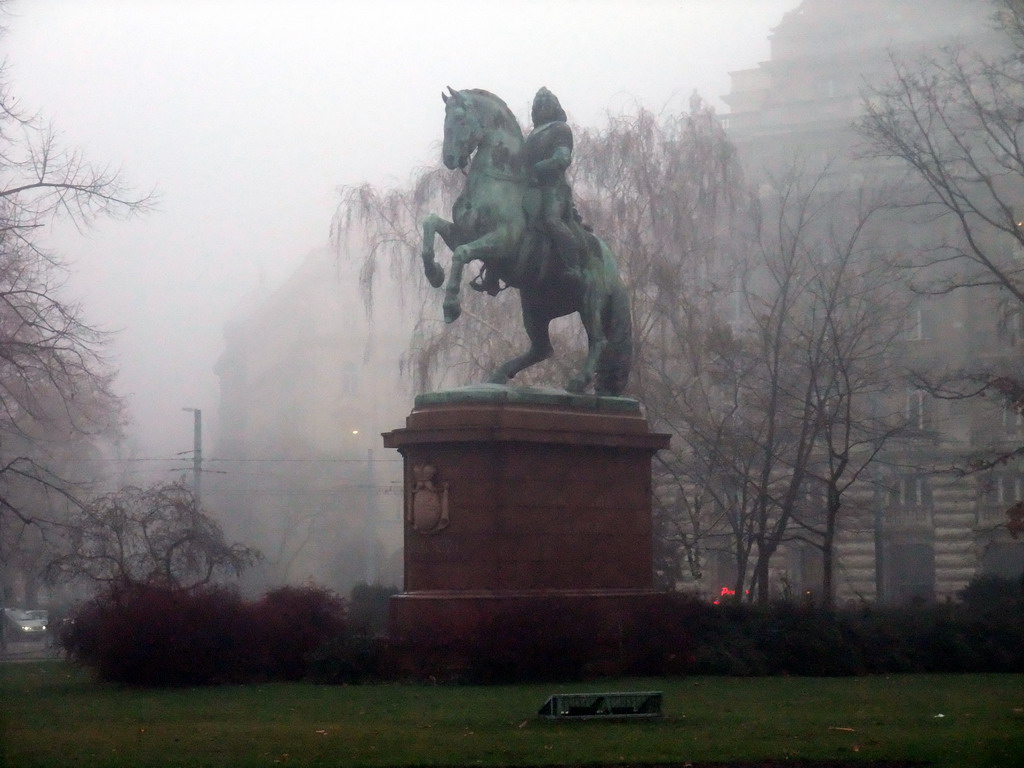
[0,640,60,662]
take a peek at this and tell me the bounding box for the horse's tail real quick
[594,241,633,397]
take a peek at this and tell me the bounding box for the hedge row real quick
[688,595,1024,676]
[402,576,1024,681]
[62,576,1024,686]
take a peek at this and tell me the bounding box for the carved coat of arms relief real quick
[408,463,450,534]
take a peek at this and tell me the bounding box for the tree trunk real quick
[821,488,839,609]
[754,543,773,604]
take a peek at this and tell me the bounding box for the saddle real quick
[469,197,589,296]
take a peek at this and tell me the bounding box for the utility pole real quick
[182,407,202,504]
[365,448,378,584]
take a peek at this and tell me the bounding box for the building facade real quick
[210,249,408,591]
[718,0,1023,602]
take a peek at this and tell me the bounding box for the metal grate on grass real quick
[538,691,663,720]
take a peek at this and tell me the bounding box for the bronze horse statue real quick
[420,88,632,396]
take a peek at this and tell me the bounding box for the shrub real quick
[688,601,768,676]
[959,574,1024,618]
[249,586,348,681]
[304,583,398,683]
[348,582,399,636]
[62,583,350,686]
[61,583,252,686]
[755,604,862,676]
[307,634,385,684]
[619,594,698,676]
[955,575,1024,672]
[687,599,1011,677]
[838,607,917,673]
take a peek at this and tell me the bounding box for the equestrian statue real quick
[420,87,632,397]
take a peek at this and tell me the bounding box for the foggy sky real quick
[3,0,796,474]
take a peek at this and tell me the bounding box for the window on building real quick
[990,474,1024,505]
[800,478,827,523]
[1002,403,1024,431]
[889,475,932,508]
[340,361,359,396]
[905,388,929,430]
[727,273,745,331]
[1000,305,1024,345]
[904,304,924,341]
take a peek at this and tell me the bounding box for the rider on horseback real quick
[525,87,583,284]
[470,87,583,296]
[424,87,633,395]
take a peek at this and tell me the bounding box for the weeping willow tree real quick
[333,155,544,391]
[571,97,748,590]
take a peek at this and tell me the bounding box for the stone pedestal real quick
[382,386,669,668]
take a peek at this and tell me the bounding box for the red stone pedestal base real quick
[382,390,670,674]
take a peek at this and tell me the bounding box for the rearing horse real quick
[420,88,632,396]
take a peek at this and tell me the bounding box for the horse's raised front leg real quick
[488,299,554,385]
[443,227,511,324]
[567,284,608,394]
[421,214,455,288]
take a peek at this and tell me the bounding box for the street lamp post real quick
[182,408,202,503]
[365,447,378,584]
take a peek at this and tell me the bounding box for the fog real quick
[3,0,795,473]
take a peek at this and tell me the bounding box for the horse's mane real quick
[462,89,524,141]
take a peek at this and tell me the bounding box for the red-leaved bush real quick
[62,583,347,686]
[249,586,348,680]
[61,583,253,685]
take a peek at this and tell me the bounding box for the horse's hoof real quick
[443,300,462,324]
[424,261,445,288]
[566,376,587,394]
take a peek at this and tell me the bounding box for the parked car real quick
[3,608,49,640]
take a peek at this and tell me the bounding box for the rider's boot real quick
[546,218,582,282]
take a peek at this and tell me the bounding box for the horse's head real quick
[441,87,483,171]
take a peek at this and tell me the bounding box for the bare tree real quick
[568,98,744,590]
[784,175,912,606]
[0,11,151,608]
[857,0,1024,532]
[46,482,258,590]
[859,3,1022,300]
[677,161,912,605]
[333,167,537,392]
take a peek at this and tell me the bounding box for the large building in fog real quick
[714,0,1024,603]
[210,249,407,591]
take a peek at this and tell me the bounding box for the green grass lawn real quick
[1,662,1022,767]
